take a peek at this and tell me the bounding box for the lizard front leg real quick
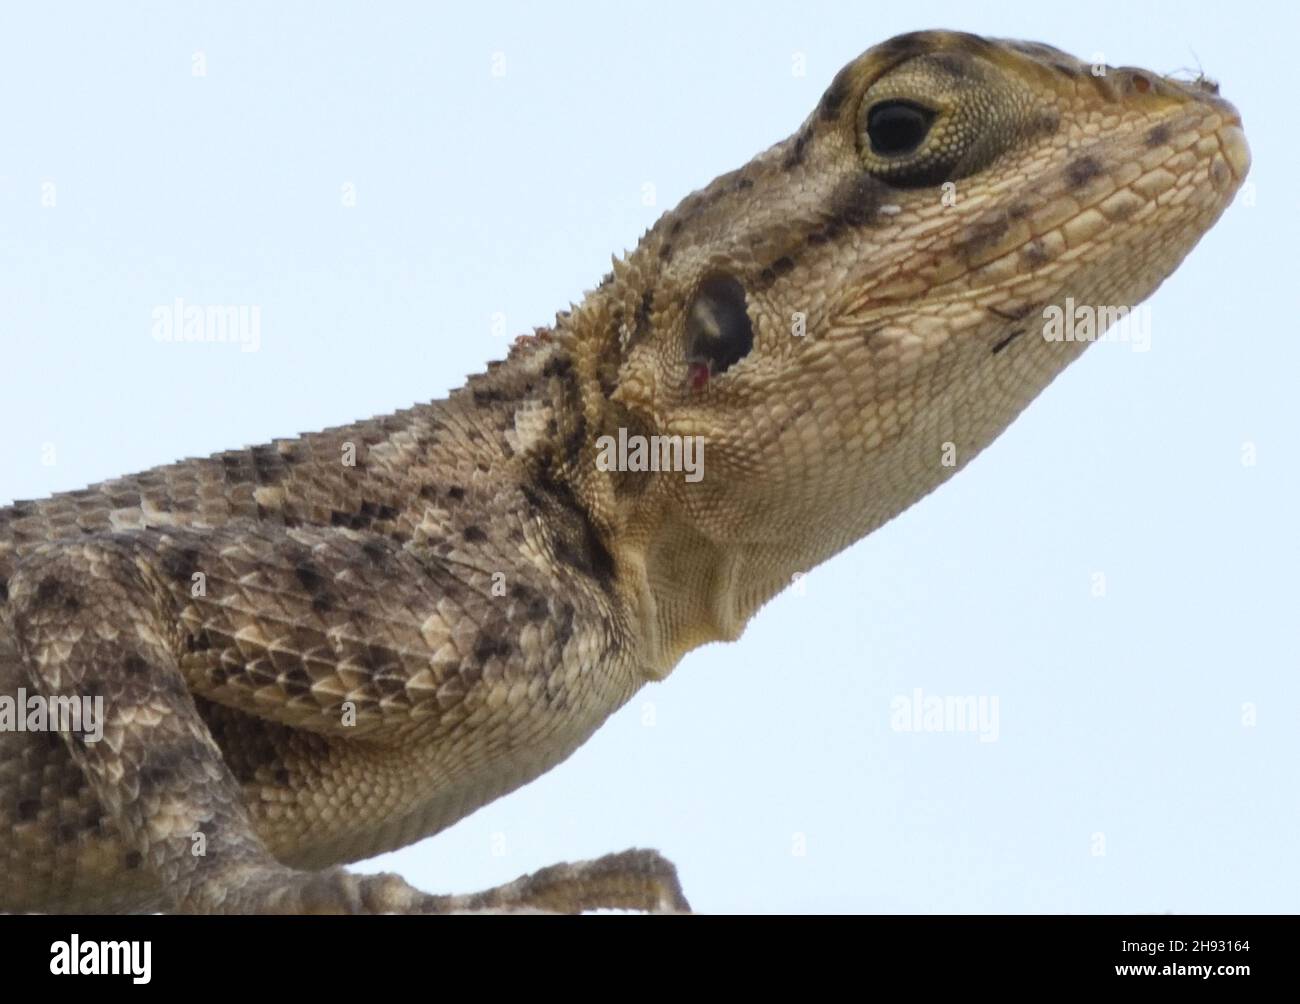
[5,537,427,912]
[4,535,687,913]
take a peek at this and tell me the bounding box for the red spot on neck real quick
[688,361,711,390]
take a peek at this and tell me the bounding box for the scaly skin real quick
[0,31,1249,913]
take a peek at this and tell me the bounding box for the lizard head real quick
[555,30,1249,671]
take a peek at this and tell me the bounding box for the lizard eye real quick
[685,274,753,385]
[854,53,1054,190]
[865,100,935,156]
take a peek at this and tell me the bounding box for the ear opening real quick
[685,274,754,380]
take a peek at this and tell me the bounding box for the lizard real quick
[0,30,1249,914]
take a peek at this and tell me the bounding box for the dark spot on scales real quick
[161,546,201,583]
[959,217,1011,259]
[542,353,573,380]
[1144,123,1171,148]
[869,30,950,68]
[250,444,284,485]
[636,289,654,336]
[1066,154,1104,190]
[808,171,890,243]
[929,51,973,76]
[35,576,79,613]
[528,595,548,620]
[361,539,389,566]
[357,646,389,674]
[330,500,401,530]
[755,255,797,291]
[783,129,812,170]
[294,561,327,595]
[282,666,312,696]
[473,635,512,663]
[531,467,616,588]
[124,654,150,675]
[520,483,543,514]
[1034,110,1062,136]
[562,418,589,470]
[462,525,487,544]
[818,65,853,121]
[137,744,190,792]
[511,584,549,621]
[1021,241,1051,266]
[554,604,577,646]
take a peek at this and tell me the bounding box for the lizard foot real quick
[422,847,692,915]
[210,850,691,914]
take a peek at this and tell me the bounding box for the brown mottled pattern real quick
[0,29,1247,913]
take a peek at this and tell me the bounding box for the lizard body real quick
[0,31,1249,913]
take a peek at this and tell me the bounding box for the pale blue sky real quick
[1,1,1295,912]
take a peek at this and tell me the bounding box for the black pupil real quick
[866,101,935,156]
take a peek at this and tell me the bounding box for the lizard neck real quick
[525,297,790,681]
[477,297,834,682]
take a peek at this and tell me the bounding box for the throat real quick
[626,512,750,678]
